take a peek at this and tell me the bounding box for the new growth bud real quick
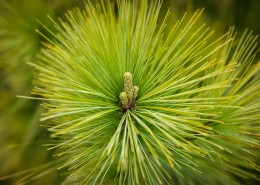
[119,72,138,112]
[120,92,129,110]
[123,72,134,101]
[133,86,139,99]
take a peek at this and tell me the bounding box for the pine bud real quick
[119,92,128,110]
[123,72,134,101]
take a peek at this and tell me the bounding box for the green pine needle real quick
[27,0,260,184]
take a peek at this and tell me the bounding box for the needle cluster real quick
[27,0,260,185]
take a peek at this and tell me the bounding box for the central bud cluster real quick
[119,72,139,112]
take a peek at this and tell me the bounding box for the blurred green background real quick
[0,0,259,184]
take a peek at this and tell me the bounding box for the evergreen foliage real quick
[27,0,260,184]
[0,0,259,184]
